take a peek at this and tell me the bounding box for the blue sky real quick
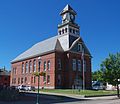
[0,0,120,71]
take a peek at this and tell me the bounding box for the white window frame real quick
[72,59,76,71]
[33,60,36,72]
[25,62,28,73]
[47,75,50,84]
[47,60,50,70]
[44,61,47,71]
[22,63,24,74]
[29,61,32,73]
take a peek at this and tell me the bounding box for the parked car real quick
[92,81,104,90]
[17,85,35,91]
[27,86,35,91]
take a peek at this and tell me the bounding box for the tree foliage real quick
[92,70,103,81]
[100,53,120,98]
[100,53,120,86]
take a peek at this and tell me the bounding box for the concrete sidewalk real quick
[27,91,118,100]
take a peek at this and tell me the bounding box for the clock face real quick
[70,14,75,21]
[63,14,67,20]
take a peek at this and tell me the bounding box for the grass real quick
[38,89,117,97]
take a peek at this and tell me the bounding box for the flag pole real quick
[82,49,85,90]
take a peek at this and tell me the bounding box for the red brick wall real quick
[11,52,56,89]
[11,51,92,89]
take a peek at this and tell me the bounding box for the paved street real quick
[0,92,120,104]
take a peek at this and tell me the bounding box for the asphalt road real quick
[0,92,120,104]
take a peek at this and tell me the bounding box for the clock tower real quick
[58,4,80,37]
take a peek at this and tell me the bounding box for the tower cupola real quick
[58,4,80,37]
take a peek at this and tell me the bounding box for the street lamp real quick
[33,71,46,104]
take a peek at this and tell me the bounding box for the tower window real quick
[73,29,75,34]
[69,28,72,33]
[65,28,67,33]
[59,30,61,35]
[62,29,64,34]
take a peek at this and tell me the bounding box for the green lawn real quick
[38,89,117,97]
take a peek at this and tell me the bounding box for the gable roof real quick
[11,36,63,63]
[69,37,92,56]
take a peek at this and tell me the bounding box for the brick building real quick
[10,5,92,89]
[0,68,10,87]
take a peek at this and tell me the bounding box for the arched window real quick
[38,59,41,72]
[62,29,64,34]
[29,61,32,73]
[58,74,61,85]
[69,28,72,33]
[59,30,61,35]
[78,44,82,52]
[22,63,24,74]
[44,61,46,71]
[65,28,67,33]
[33,60,36,72]
[47,60,50,70]
[73,29,75,34]
[25,62,28,73]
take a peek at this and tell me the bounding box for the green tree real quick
[100,53,120,98]
[92,70,103,81]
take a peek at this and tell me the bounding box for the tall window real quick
[21,78,24,84]
[58,59,61,70]
[38,59,41,72]
[31,77,33,83]
[22,63,24,74]
[65,28,67,33]
[33,60,36,72]
[72,59,76,71]
[43,75,46,83]
[29,61,32,73]
[25,62,28,73]
[78,60,81,71]
[18,78,20,84]
[25,77,27,83]
[34,76,36,83]
[78,44,82,52]
[47,75,50,84]
[47,60,50,70]
[58,74,61,85]
[44,61,46,71]
[84,60,87,72]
